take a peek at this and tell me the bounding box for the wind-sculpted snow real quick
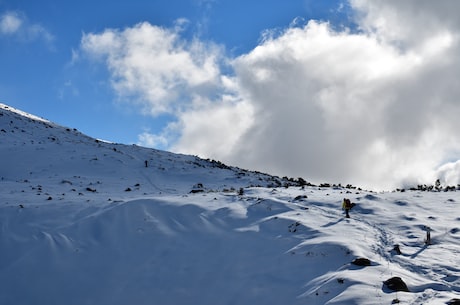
[0,196,308,305]
[1,103,460,304]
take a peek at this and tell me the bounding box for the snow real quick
[1,102,460,304]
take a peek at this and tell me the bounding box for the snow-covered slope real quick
[0,103,290,199]
[1,103,460,305]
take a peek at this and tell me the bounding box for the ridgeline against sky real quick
[1,0,460,190]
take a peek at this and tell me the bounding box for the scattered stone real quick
[293,195,308,201]
[288,221,301,233]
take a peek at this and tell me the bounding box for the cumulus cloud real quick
[351,0,460,50]
[437,160,460,187]
[0,10,54,45]
[80,1,460,190]
[81,21,224,116]
[223,17,460,190]
[169,94,254,159]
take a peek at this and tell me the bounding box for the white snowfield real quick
[1,103,460,305]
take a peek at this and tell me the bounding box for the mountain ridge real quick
[1,102,306,205]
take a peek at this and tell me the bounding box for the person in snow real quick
[342,198,353,218]
[424,226,432,245]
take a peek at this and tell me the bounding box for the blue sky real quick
[2,0,460,190]
[0,0,348,143]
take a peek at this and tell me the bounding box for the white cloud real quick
[0,11,22,34]
[137,131,170,150]
[437,160,460,187]
[350,0,460,50]
[170,95,254,160]
[27,23,54,44]
[80,1,460,190]
[227,15,460,190]
[0,10,54,45]
[81,21,223,116]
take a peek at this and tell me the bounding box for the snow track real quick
[269,189,460,304]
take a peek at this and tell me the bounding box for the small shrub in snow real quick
[297,177,307,186]
[190,183,205,193]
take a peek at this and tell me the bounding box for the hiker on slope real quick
[342,198,353,218]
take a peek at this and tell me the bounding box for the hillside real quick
[0,103,293,199]
[1,103,460,305]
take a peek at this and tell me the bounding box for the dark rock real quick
[293,195,308,201]
[447,298,460,305]
[351,257,371,266]
[190,189,204,194]
[384,277,409,292]
[392,244,402,255]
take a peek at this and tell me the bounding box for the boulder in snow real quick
[351,257,371,266]
[383,277,409,292]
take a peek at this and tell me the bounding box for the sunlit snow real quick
[1,103,460,305]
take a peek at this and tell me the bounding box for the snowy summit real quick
[1,103,460,305]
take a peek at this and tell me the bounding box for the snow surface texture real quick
[1,103,460,305]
